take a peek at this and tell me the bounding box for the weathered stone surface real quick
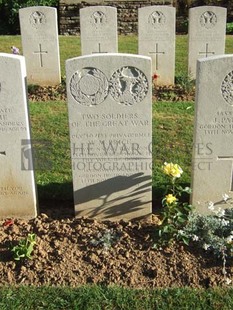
[138,5,175,85]
[19,6,61,86]
[59,0,173,35]
[80,6,118,55]
[192,55,233,214]
[0,54,38,219]
[188,6,226,78]
[66,53,152,221]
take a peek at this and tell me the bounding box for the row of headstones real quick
[1,52,233,220]
[19,5,227,87]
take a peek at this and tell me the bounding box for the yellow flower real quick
[157,220,163,226]
[162,162,183,178]
[166,194,177,205]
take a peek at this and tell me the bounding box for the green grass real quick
[152,101,194,202]
[0,286,232,310]
[1,35,233,78]
[29,100,194,202]
[0,35,233,306]
[29,101,72,199]
[0,35,204,201]
[21,35,232,201]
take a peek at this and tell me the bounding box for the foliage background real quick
[0,0,59,34]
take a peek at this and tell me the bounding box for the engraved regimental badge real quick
[148,11,166,28]
[90,11,107,28]
[109,66,149,106]
[200,11,217,29]
[70,67,108,106]
[30,11,46,28]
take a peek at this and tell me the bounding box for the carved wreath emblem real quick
[29,11,46,28]
[200,11,217,29]
[221,71,233,106]
[148,11,166,28]
[109,66,149,106]
[70,67,108,106]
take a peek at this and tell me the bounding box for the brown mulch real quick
[0,206,232,288]
[28,82,66,102]
[27,82,195,102]
[153,84,195,102]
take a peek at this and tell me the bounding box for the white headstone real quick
[0,54,38,219]
[138,6,176,85]
[66,53,152,221]
[19,6,61,86]
[188,6,226,78]
[80,6,118,55]
[192,55,233,214]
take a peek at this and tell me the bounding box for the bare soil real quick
[1,84,230,288]
[0,205,232,288]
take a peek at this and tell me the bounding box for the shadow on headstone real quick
[74,173,152,220]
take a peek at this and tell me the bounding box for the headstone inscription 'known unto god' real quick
[19,6,61,86]
[80,6,118,55]
[66,54,152,221]
[188,6,226,78]
[191,55,233,214]
[138,6,176,85]
[0,54,38,219]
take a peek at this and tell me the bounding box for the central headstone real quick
[138,6,176,85]
[188,6,226,78]
[0,54,38,219]
[66,54,152,221]
[19,6,61,86]
[80,6,118,55]
[192,55,233,214]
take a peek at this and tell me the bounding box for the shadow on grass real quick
[37,182,74,219]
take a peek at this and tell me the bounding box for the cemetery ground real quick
[0,35,233,307]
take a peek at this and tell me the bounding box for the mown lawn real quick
[0,35,232,308]
[0,286,233,310]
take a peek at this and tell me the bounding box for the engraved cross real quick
[92,43,107,54]
[199,43,215,58]
[33,43,48,67]
[149,43,165,70]
[218,155,233,191]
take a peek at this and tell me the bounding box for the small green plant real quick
[27,83,40,94]
[11,233,36,261]
[175,74,195,94]
[154,162,193,247]
[181,198,233,285]
[226,23,233,34]
[90,229,119,252]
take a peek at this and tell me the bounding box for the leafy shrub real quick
[226,23,233,34]
[0,0,59,34]
[154,162,193,247]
